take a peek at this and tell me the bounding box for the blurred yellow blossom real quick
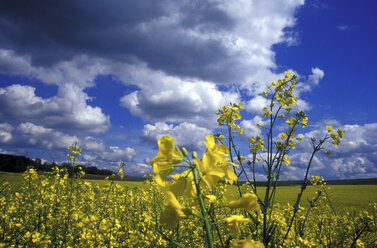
[160,191,192,228]
[223,215,251,234]
[229,193,259,212]
[150,136,183,186]
[230,238,265,248]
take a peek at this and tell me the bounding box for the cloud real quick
[0,121,138,168]
[125,163,152,176]
[240,116,267,137]
[333,123,377,155]
[294,67,324,97]
[0,49,107,88]
[336,25,357,31]
[142,122,211,151]
[0,83,110,134]
[83,154,96,162]
[0,1,312,130]
[337,25,349,31]
[99,146,137,162]
[16,122,79,150]
[244,95,270,114]
[119,66,240,126]
[282,29,301,46]
[327,155,377,179]
[0,121,105,153]
[308,67,324,85]
[284,122,377,179]
[0,148,15,155]
[4,0,350,177]
[0,123,13,143]
[311,1,329,9]
[81,137,106,152]
[0,0,304,84]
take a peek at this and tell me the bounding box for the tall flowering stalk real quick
[63,142,83,247]
[215,72,345,246]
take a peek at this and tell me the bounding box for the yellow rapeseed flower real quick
[286,117,296,126]
[283,154,290,166]
[326,125,333,132]
[160,191,192,228]
[204,194,216,204]
[194,152,226,188]
[223,215,251,234]
[229,193,259,212]
[118,168,124,179]
[337,129,345,139]
[301,115,308,128]
[279,132,288,139]
[203,134,228,157]
[285,71,292,79]
[262,107,272,117]
[230,238,265,248]
[150,136,183,185]
[169,170,196,198]
[291,95,297,106]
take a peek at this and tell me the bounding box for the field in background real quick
[2,171,377,211]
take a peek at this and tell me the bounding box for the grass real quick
[2,171,377,211]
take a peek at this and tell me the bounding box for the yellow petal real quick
[160,191,192,228]
[229,193,259,212]
[286,117,296,126]
[326,125,333,132]
[223,215,251,234]
[285,71,292,79]
[279,132,288,139]
[230,239,265,248]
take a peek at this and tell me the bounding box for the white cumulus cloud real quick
[100,146,137,162]
[0,123,13,143]
[0,83,110,134]
[142,122,212,151]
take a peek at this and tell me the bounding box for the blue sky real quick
[0,0,376,180]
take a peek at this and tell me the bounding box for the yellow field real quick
[2,171,376,210]
[1,170,376,247]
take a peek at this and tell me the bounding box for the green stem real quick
[192,165,213,248]
[283,137,328,241]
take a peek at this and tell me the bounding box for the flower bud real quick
[192,151,197,159]
[181,147,188,157]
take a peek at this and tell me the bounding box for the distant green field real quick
[0,171,21,189]
[2,171,377,211]
[0,171,150,190]
[225,184,377,212]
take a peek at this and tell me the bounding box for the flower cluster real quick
[67,142,81,165]
[326,125,344,146]
[216,103,244,134]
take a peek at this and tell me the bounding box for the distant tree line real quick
[0,153,113,176]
